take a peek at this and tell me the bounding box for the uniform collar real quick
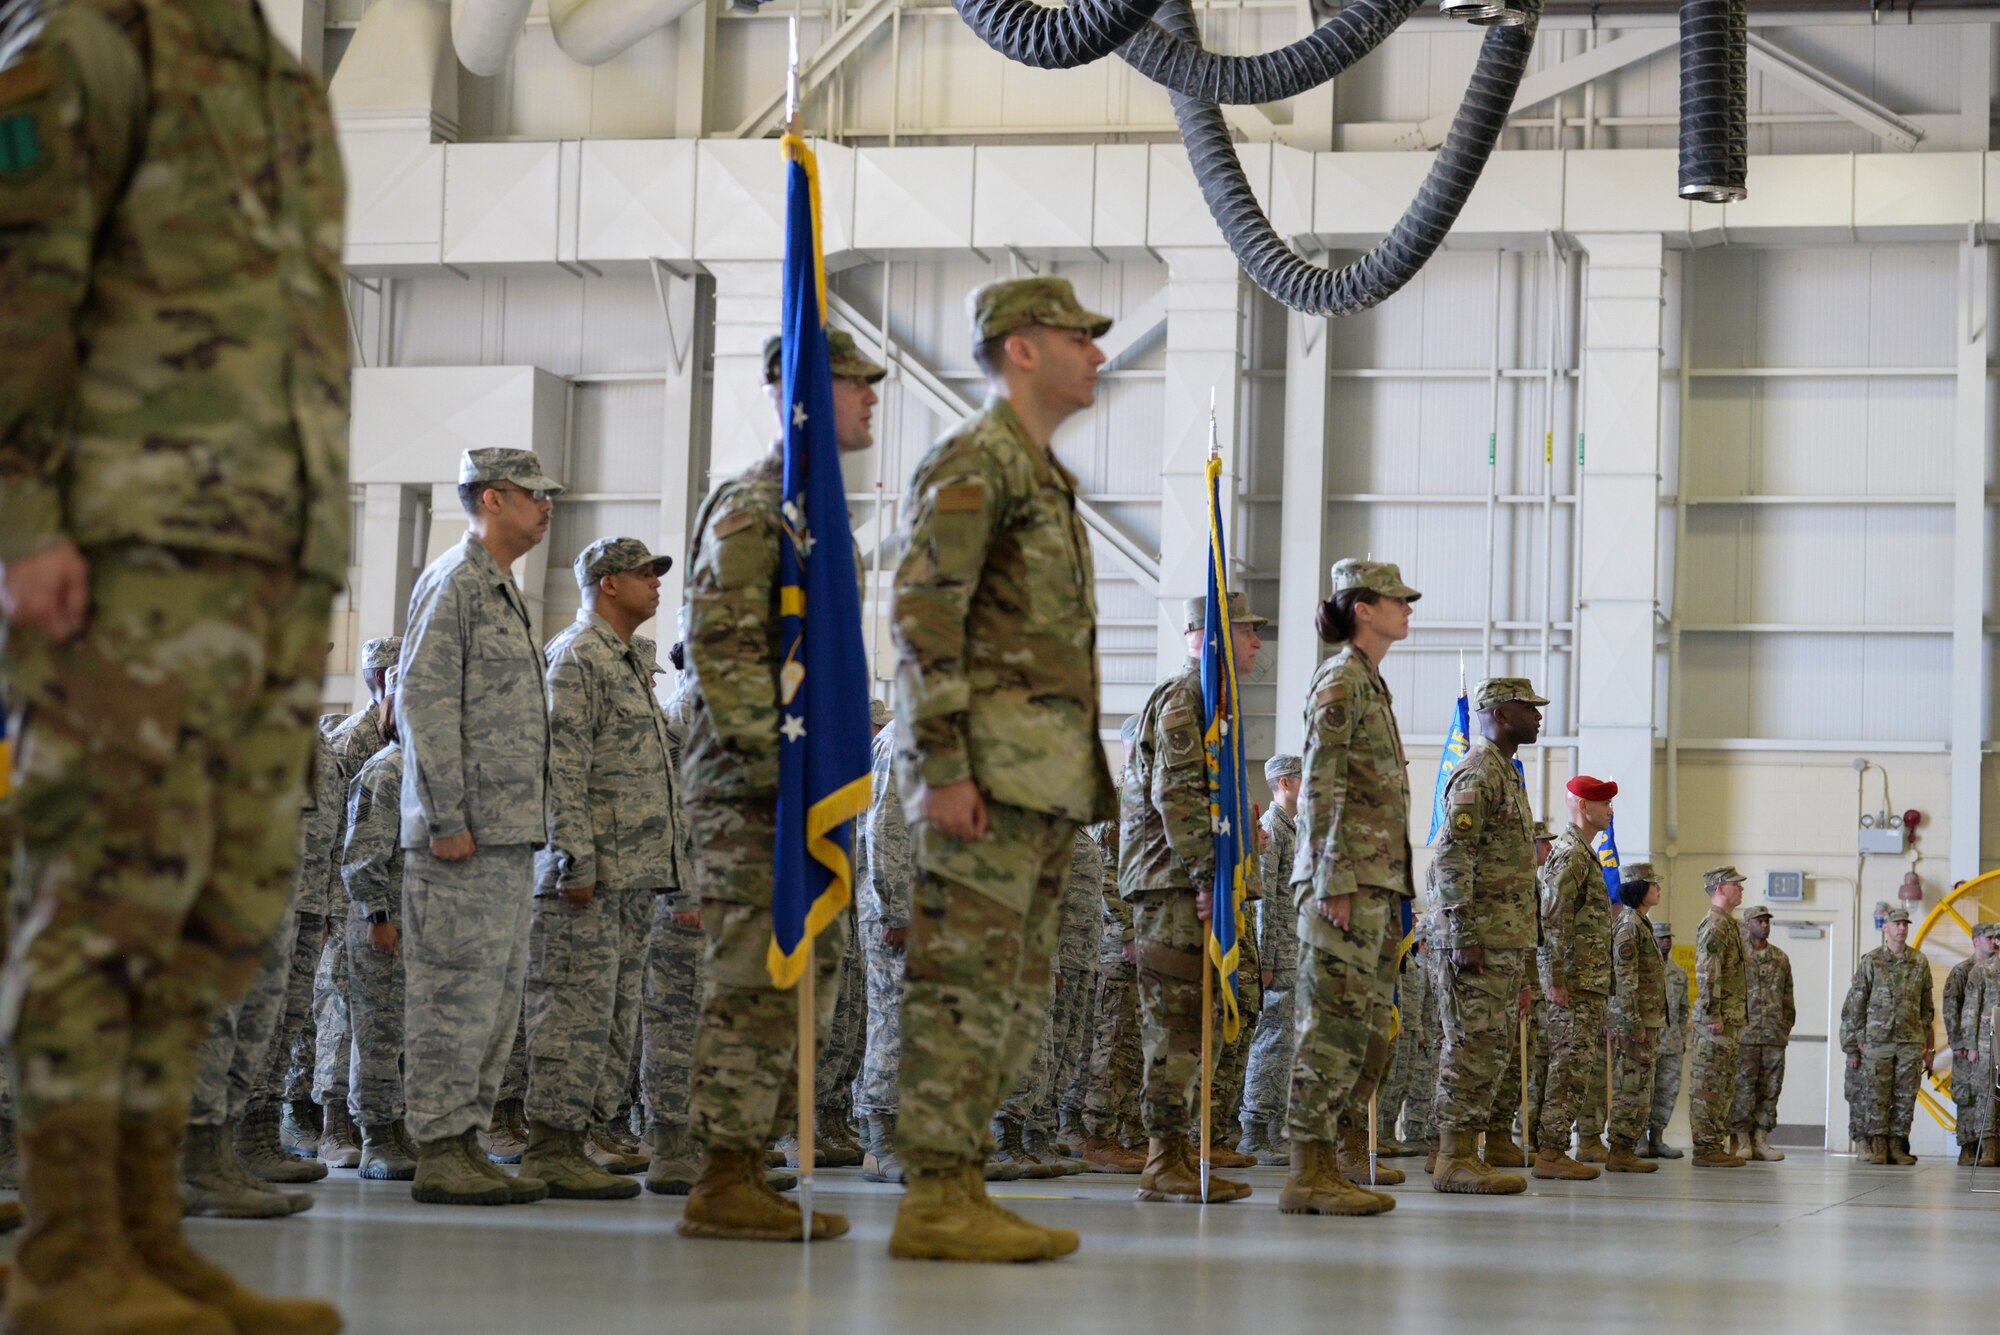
[981,396,1080,494]
[573,606,633,657]
[460,534,530,619]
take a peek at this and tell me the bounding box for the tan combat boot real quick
[479,1099,528,1165]
[1692,1142,1745,1167]
[1978,1138,1999,1168]
[586,1123,652,1175]
[1862,1136,1890,1165]
[1078,1136,1144,1174]
[1135,1138,1251,1204]
[860,1116,907,1185]
[1337,1123,1405,1187]
[8,1105,231,1335]
[1424,1138,1439,1176]
[1277,1141,1393,1216]
[1887,1136,1918,1166]
[992,1118,1058,1180]
[1726,1129,1749,1159]
[1574,1134,1608,1164]
[647,1125,700,1195]
[1481,1128,1527,1169]
[960,1164,1079,1257]
[1200,1138,1259,1171]
[887,1167,1049,1263]
[519,1124,639,1200]
[119,1113,343,1335]
[316,1103,361,1171]
[1749,1129,1785,1162]
[677,1146,847,1241]
[1604,1139,1658,1173]
[1432,1130,1525,1195]
[1532,1146,1601,1181]
[1959,1143,1976,1167]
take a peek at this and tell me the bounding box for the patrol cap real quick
[359,636,402,672]
[1622,860,1656,886]
[1329,558,1421,603]
[1703,865,1746,892]
[632,635,661,673]
[459,447,563,494]
[1652,919,1673,938]
[1184,591,1269,633]
[1119,715,1141,746]
[1474,677,1549,711]
[969,277,1112,344]
[761,330,888,385]
[1530,820,1555,843]
[1567,775,1617,802]
[1745,904,1774,921]
[1883,907,1911,925]
[1264,754,1301,783]
[574,536,672,590]
[1972,922,2000,940]
[870,698,893,727]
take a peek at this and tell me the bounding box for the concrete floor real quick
[168,1151,1991,1335]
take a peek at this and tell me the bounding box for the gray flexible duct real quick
[951,0,1164,71]
[1116,0,1424,105]
[1678,0,1749,201]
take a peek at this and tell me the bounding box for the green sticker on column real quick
[0,113,41,175]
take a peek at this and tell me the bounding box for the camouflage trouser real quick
[1857,1042,1924,1139]
[1607,1030,1659,1146]
[1285,888,1400,1145]
[401,845,534,1144]
[190,904,300,1126]
[343,903,407,1126]
[2,549,330,1126]
[1576,1040,1608,1140]
[1649,1035,1684,1137]
[500,1013,527,1103]
[1730,1042,1787,1131]
[1378,1018,1435,1143]
[256,918,321,1104]
[1058,965,1095,1119]
[310,929,350,1108]
[853,918,904,1117]
[524,885,649,1130]
[1537,991,1608,1149]
[1132,889,1217,1141]
[1522,998,1550,1145]
[1084,962,1142,1139]
[1242,976,1295,1126]
[899,802,1072,1171]
[997,974,1060,1125]
[1431,947,1528,1134]
[640,895,704,1133]
[1956,1053,1988,1146]
[817,913,866,1125]
[1975,1057,2000,1142]
[1688,1027,1739,1151]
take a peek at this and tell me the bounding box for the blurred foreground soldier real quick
[0,0,352,1321]
[676,331,882,1241]
[890,277,1117,1261]
[855,701,911,1184]
[1531,776,1615,1182]
[1945,924,1999,1165]
[398,447,562,1207]
[1840,907,1934,1165]
[1732,905,1795,1162]
[1643,921,1690,1159]
[1957,931,2000,1165]
[1690,867,1748,1167]
[1604,863,1664,1174]
[1281,560,1418,1217]
[1427,678,1543,1194]
[522,538,681,1201]
[1121,593,1266,1207]
[1239,754,1300,1162]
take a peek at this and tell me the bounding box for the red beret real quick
[1567,775,1617,802]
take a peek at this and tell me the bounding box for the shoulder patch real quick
[712,511,755,539]
[936,483,985,513]
[1161,706,1194,730]
[1449,789,1477,806]
[1452,811,1475,832]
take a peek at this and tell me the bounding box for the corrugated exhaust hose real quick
[1678,0,1749,202]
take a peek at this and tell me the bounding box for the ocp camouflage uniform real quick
[1650,952,1690,1140]
[1242,803,1298,1132]
[1840,940,1934,1140]
[1378,943,1435,1144]
[1732,935,1796,1133]
[398,496,557,1145]
[1428,738,1539,1133]
[1690,898,1748,1153]
[1084,821,1142,1142]
[308,701,388,1114]
[638,668,700,1137]
[854,724,911,1120]
[0,0,348,1138]
[1956,953,2000,1144]
[1535,825,1610,1150]
[1287,646,1413,1147]
[341,739,408,1126]
[891,392,1116,1172]
[682,452,847,1153]
[1607,907,1667,1147]
[818,910,867,1133]
[1001,833,1103,1132]
[529,597,686,1133]
[1944,951,1983,1149]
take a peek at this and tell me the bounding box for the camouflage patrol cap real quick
[870,698,892,727]
[1652,919,1673,938]
[1264,754,1301,783]
[969,276,1112,344]
[574,536,672,590]
[1973,922,2000,940]
[1883,907,1911,925]
[1329,558,1421,603]
[1622,861,1656,886]
[459,447,563,493]
[359,636,402,671]
[1744,904,1773,921]
[1474,677,1549,711]
[761,330,888,385]
[632,635,661,673]
[1703,865,1746,892]
[1530,820,1555,843]
[1184,591,1269,633]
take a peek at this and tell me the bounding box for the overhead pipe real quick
[1678,0,1750,202]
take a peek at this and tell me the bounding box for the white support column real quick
[1950,242,1992,880]
[354,483,423,703]
[1156,249,1249,670]
[1275,311,1331,754]
[1573,233,1665,858]
[706,262,783,485]
[655,270,712,624]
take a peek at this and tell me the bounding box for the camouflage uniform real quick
[818,912,867,1131]
[1428,687,1544,1135]
[1689,873,1748,1154]
[1956,951,2000,1144]
[1732,924,1796,1134]
[1944,945,1985,1150]
[1650,942,1690,1141]
[1000,834,1103,1131]
[1379,942,1435,1143]
[638,662,700,1135]
[1243,801,1299,1131]
[397,450,562,1145]
[1840,935,1935,1140]
[529,541,684,1134]
[1083,822,1142,1141]
[682,450,848,1154]
[340,735,408,1127]
[854,725,911,1118]
[891,372,1117,1172]
[1606,899,1667,1147]
[0,0,348,1131]
[1535,825,1610,1149]
[1286,619,1416,1148]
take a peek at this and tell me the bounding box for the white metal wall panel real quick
[972,147,1095,253]
[578,140,697,262]
[854,147,975,254]
[568,382,667,495]
[575,276,674,375]
[498,272,586,373]
[340,136,444,265]
[443,142,561,264]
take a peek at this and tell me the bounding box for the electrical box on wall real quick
[1766,871,1805,902]
[1858,825,1907,856]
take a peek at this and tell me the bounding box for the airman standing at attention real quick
[1689,867,1749,1167]
[1731,905,1795,1162]
[1531,776,1617,1183]
[1840,906,1934,1166]
[1944,924,1999,1165]
[1604,863,1665,1175]
[1642,920,1690,1160]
